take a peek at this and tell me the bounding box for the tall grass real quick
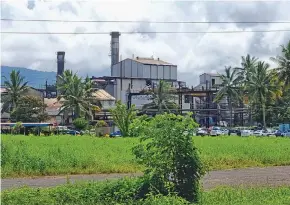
[2,178,290,205]
[1,135,290,178]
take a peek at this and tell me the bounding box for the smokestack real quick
[57,51,65,76]
[110,32,120,67]
[56,51,65,96]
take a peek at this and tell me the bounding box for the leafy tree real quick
[142,80,177,114]
[57,70,100,119]
[133,113,203,202]
[246,61,281,128]
[267,88,290,123]
[214,66,242,127]
[109,101,137,137]
[1,70,28,113]
[10,96,50,122]
[237,54,259,83]
[270,40,290,89]
[73,118,88,130]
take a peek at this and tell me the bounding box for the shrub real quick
[96,120,108,127]
[73,118,88,131]
[1,177,149,205]
[110,101,137,136]
[133,113,204,202]
[12,122,23,134]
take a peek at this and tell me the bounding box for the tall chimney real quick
[110,32,120,67]
[57,51,65,76]
[56,51,65,96]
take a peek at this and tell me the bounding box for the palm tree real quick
[270,40,290,89]
[57,70,98,119]
[142,80,177,114]
[1,70,28,113]
[246,61,281,128]
[214,66,242,127]
[236,54,259,84]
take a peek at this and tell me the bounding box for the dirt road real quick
[2,166,290,191]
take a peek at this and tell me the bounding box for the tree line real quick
[214,40,290,128]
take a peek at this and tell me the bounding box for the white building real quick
[194,73,223,90]
[106,56,190,110]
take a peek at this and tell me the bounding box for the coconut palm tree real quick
[270,40,290,89]
[246,61,281,128]
[57,70,98,119]
[142,80,177,114]
[236,54,259,84]
[1,70,28,113]
[214,66,242,127]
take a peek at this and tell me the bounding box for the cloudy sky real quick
[1,0,290,85]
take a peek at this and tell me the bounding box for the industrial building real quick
[1,31,249,128]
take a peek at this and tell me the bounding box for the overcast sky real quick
[1,0,290,85]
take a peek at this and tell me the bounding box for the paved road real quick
[2,166,290,191]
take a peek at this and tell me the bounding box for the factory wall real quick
[112,59,177,80]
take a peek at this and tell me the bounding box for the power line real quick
[1,29,290,35]
[2,18,290,24]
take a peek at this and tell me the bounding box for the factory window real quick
[184,95,191,103]
[212,79,215,86]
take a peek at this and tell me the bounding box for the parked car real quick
[228,129,241,136]
[221,129,229,135]
[265,129,276,136]
[275,130,284,137]
[210,127,223,136]
[284,130,290,137]
[240,129,253,137]
[66,130,80,135]
[253,130,269,136]
[196,128,208,136]
[110,130,122,137]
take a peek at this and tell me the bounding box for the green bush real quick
[110,101,137,136]
[12,122,23,134]
[133,113,204,202]
[2,177,150,205]
[1,177,189,205]
[3,182,290,205]
[73,118,88,131]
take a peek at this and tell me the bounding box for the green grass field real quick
[2,135,290,178]
[2,180,290,205]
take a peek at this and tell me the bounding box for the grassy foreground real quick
[2,135,290,178]
[2,179,290,205]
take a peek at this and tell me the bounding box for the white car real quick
[221,129,229,135]
[284,130,290,137]
[253,130,268,136]
[196,128,208,136]
[210,127,223,136]
[265,129,276,136]
[240,129,253,137]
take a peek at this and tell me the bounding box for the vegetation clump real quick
[133,113,204,202]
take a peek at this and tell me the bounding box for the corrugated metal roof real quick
[131,57,174,66]
[44,98,63,108]
[92,89,115,101]
[0,88,7,93]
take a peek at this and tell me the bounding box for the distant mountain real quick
[1,66,56,88]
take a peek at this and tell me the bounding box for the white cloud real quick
[1,0,290,85]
